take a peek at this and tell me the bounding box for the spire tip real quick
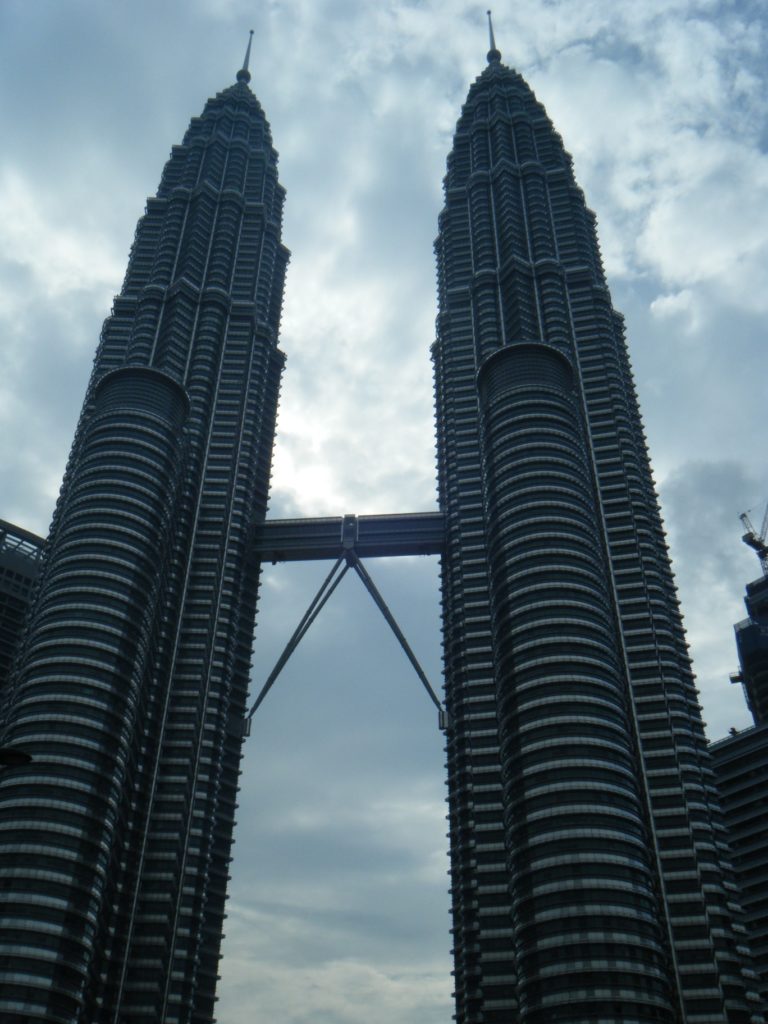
[486,10,501,63]
[237,28,254,83]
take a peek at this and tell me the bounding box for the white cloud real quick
[637,148,768,308]
[0,167,122,306]
[650,288,701,333]
[219,951,450,1024]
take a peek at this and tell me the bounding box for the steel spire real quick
[486,10,501,63]
[236,28,254,83]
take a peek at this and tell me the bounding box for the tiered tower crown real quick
[0,48,288,1023]
[434,23,764,1024]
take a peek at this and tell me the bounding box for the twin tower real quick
[0,34,764,1024]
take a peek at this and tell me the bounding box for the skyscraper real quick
[0,43,287,1023]
[433,30,764,1024]
[711,570,768,1004]
[0,519,43,697]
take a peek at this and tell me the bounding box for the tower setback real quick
[434,40,765,1024]
[0,57,287,1023]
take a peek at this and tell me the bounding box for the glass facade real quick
[0,64,287,1023]
[712,723,768,1011]
[0,520,43,700]
[711,572,768,1007]
[434,46,765,1024]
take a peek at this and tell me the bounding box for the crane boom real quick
[741,505,768,576]
[740,511,756,536]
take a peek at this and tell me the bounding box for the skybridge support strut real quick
[246,514,449,734]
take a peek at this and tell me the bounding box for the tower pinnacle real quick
[486,10,501,63]
[236,28,254,83]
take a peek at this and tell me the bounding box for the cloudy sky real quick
[1,1,767,1021]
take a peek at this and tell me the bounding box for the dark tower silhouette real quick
[0,41,288,1024]
[711,563,768,1005]
[732,572,768,727]
[433,25,764,1024]
[0,519,43,697]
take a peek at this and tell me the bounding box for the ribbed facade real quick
[711,572,768,1005]
[0,520,43,697]
[434,47,765,1024]
[712,724,768,1008]
[733,576,768,726]
[0,66,287,1024]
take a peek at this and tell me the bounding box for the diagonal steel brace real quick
[346,551,449,728]
[245,527,450,732]
[246,554,349,721]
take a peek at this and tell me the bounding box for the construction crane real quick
[740,504,768,576]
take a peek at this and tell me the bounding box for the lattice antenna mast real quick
[739,504,768,576]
